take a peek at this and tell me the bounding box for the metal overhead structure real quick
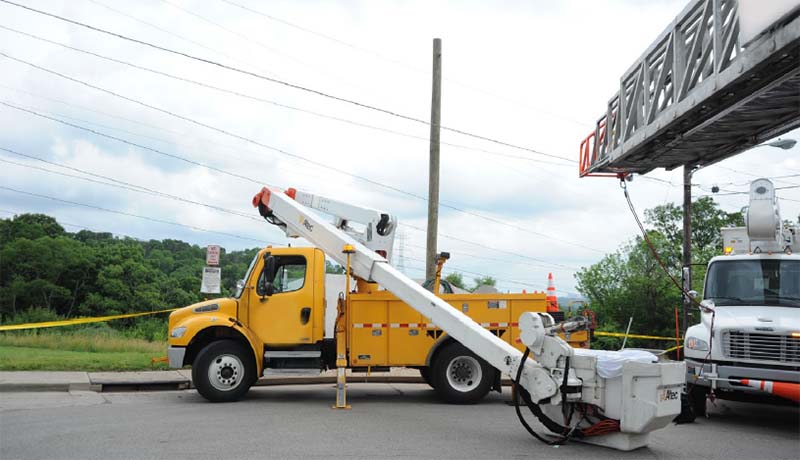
[579,0,800,177]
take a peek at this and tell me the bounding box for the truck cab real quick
[684,179,800,413]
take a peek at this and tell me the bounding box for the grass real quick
[0,327,169,371]
[0,346,168,371]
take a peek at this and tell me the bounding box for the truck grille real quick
[723,331,800,364]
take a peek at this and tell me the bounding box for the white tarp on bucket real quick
[573,348,658,379]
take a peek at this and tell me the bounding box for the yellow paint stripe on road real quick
[0,308,179,331]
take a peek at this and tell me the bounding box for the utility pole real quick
[426,38,442,280]
[682,165,693,334]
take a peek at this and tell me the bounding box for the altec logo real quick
[660,389,679,402]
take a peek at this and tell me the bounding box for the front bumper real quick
[168,346,187,368]
[686,358,800,392]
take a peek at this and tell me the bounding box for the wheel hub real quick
[208,354,243,391]
[445,356,482,393]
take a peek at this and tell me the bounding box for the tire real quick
[689,385,708,417]
[419,367,435,388]
[431,342,495,404]
[192,340,255,403]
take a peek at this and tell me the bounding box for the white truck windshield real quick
[705,259,800,307]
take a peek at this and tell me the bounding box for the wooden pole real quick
[426,38,442,281]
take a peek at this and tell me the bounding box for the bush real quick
[3,307,61,325]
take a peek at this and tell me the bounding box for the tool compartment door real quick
[387,299,428,366]
[348,298,387,366]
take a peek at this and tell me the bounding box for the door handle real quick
[300,307,311,325]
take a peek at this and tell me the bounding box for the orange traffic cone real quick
[546,273,559,313]
[738,379,800,403]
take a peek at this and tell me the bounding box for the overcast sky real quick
[1,0,798,295]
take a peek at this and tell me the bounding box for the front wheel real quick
[431,342,495,404]
[192,340,255,402]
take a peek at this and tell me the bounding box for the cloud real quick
[0,0,797,296]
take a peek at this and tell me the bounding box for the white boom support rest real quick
[253,186,686,451]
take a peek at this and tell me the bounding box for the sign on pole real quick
[206,245,221,266]
[201,267,221,294]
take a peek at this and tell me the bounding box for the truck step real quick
[264,350,321,359]
[263,368,322,377]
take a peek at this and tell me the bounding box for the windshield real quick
[234,253,259,298]
[705,259,800,307]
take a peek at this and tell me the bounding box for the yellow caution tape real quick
[594,331,683,341]
[0,307,179,331]
[661,345,684,354]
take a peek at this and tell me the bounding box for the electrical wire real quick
[0,185,273,244]
[620,180,701,307]
[0,101,586,270]
[217,0,593,129]
[0,0,575,163]
[0,70,595,253]
[401,223,581,270]
[0,99,265,186]
[0,147,263,222]
[83,0,276,77]
[0,25,573,168]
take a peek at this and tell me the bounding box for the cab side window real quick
[257,255,307,295]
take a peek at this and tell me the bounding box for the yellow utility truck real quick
[168,185,684,451]
[168,188,588,404]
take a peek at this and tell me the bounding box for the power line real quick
[403,255,547,291]
[0,25,573,168]
[0,147,262,221]
[0,99,266,186]
[217,0,593,129]
[400,223,580,270]
[0,57,595,252]
[0,208,148,240]
[0,0,575,163]
[0,98,596,265]
[83,0,275,77]
[402,240,578,272]
[0,185,273,244]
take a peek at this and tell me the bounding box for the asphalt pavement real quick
[1,383,797,460]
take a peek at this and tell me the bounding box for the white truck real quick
[684,179,800,415]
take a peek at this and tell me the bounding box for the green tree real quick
[325,260,345,274]
[576,197,744,349]
[444,272,465,290]
[470,276,497,292]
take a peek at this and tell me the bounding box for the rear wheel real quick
[431,342,494,404]
[193,340,255,402]
[419,367,435,388]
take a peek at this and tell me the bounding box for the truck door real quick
[248,254,315,345]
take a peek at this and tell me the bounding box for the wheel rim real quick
[445,355,482,393]
[207,353,244,392]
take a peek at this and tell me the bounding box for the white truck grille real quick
[723,331,800,364]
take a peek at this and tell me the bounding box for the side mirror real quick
[699,299,715,312]
[261,255,277,297]
[688,290,699,299]
[263,255,277,283]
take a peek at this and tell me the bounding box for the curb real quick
[0,375,516,393]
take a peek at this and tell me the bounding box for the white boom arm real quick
[253,186,685,451]
[283,187,397,262]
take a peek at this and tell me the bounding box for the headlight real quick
[686,337,708,351]
[170,326,187,338]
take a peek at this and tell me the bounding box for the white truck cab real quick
[684,179,800,413]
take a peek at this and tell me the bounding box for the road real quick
[1,383,797,460]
